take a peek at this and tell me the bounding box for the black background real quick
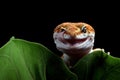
[0,3,120,58]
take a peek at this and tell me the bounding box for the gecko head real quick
[53,22,95,55]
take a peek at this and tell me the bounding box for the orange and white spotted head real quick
[53,22,95,55]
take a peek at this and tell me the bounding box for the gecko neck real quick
[62,47,93,67]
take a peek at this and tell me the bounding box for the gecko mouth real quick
[64,38,88,45]
[59,36,91,46]
[53,32,94,50]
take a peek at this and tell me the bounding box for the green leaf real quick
[0,37,77,80]
[72,50,120,80]
[0,37,120,80]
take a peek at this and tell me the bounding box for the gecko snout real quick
[62,27,80,39]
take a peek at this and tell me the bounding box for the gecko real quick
[53,22,99,67]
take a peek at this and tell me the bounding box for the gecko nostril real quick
[60,27,66,32]
[61,29,65,32]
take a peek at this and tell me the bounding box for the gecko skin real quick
[53,22,95,66]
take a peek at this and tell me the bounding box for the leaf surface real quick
[0,37,120,80]
[0,37,76,80]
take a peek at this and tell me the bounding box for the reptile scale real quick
[53,22,106,67]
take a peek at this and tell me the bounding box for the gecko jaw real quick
[53,32,95,52]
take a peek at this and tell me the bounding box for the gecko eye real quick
[81,26,87,33]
